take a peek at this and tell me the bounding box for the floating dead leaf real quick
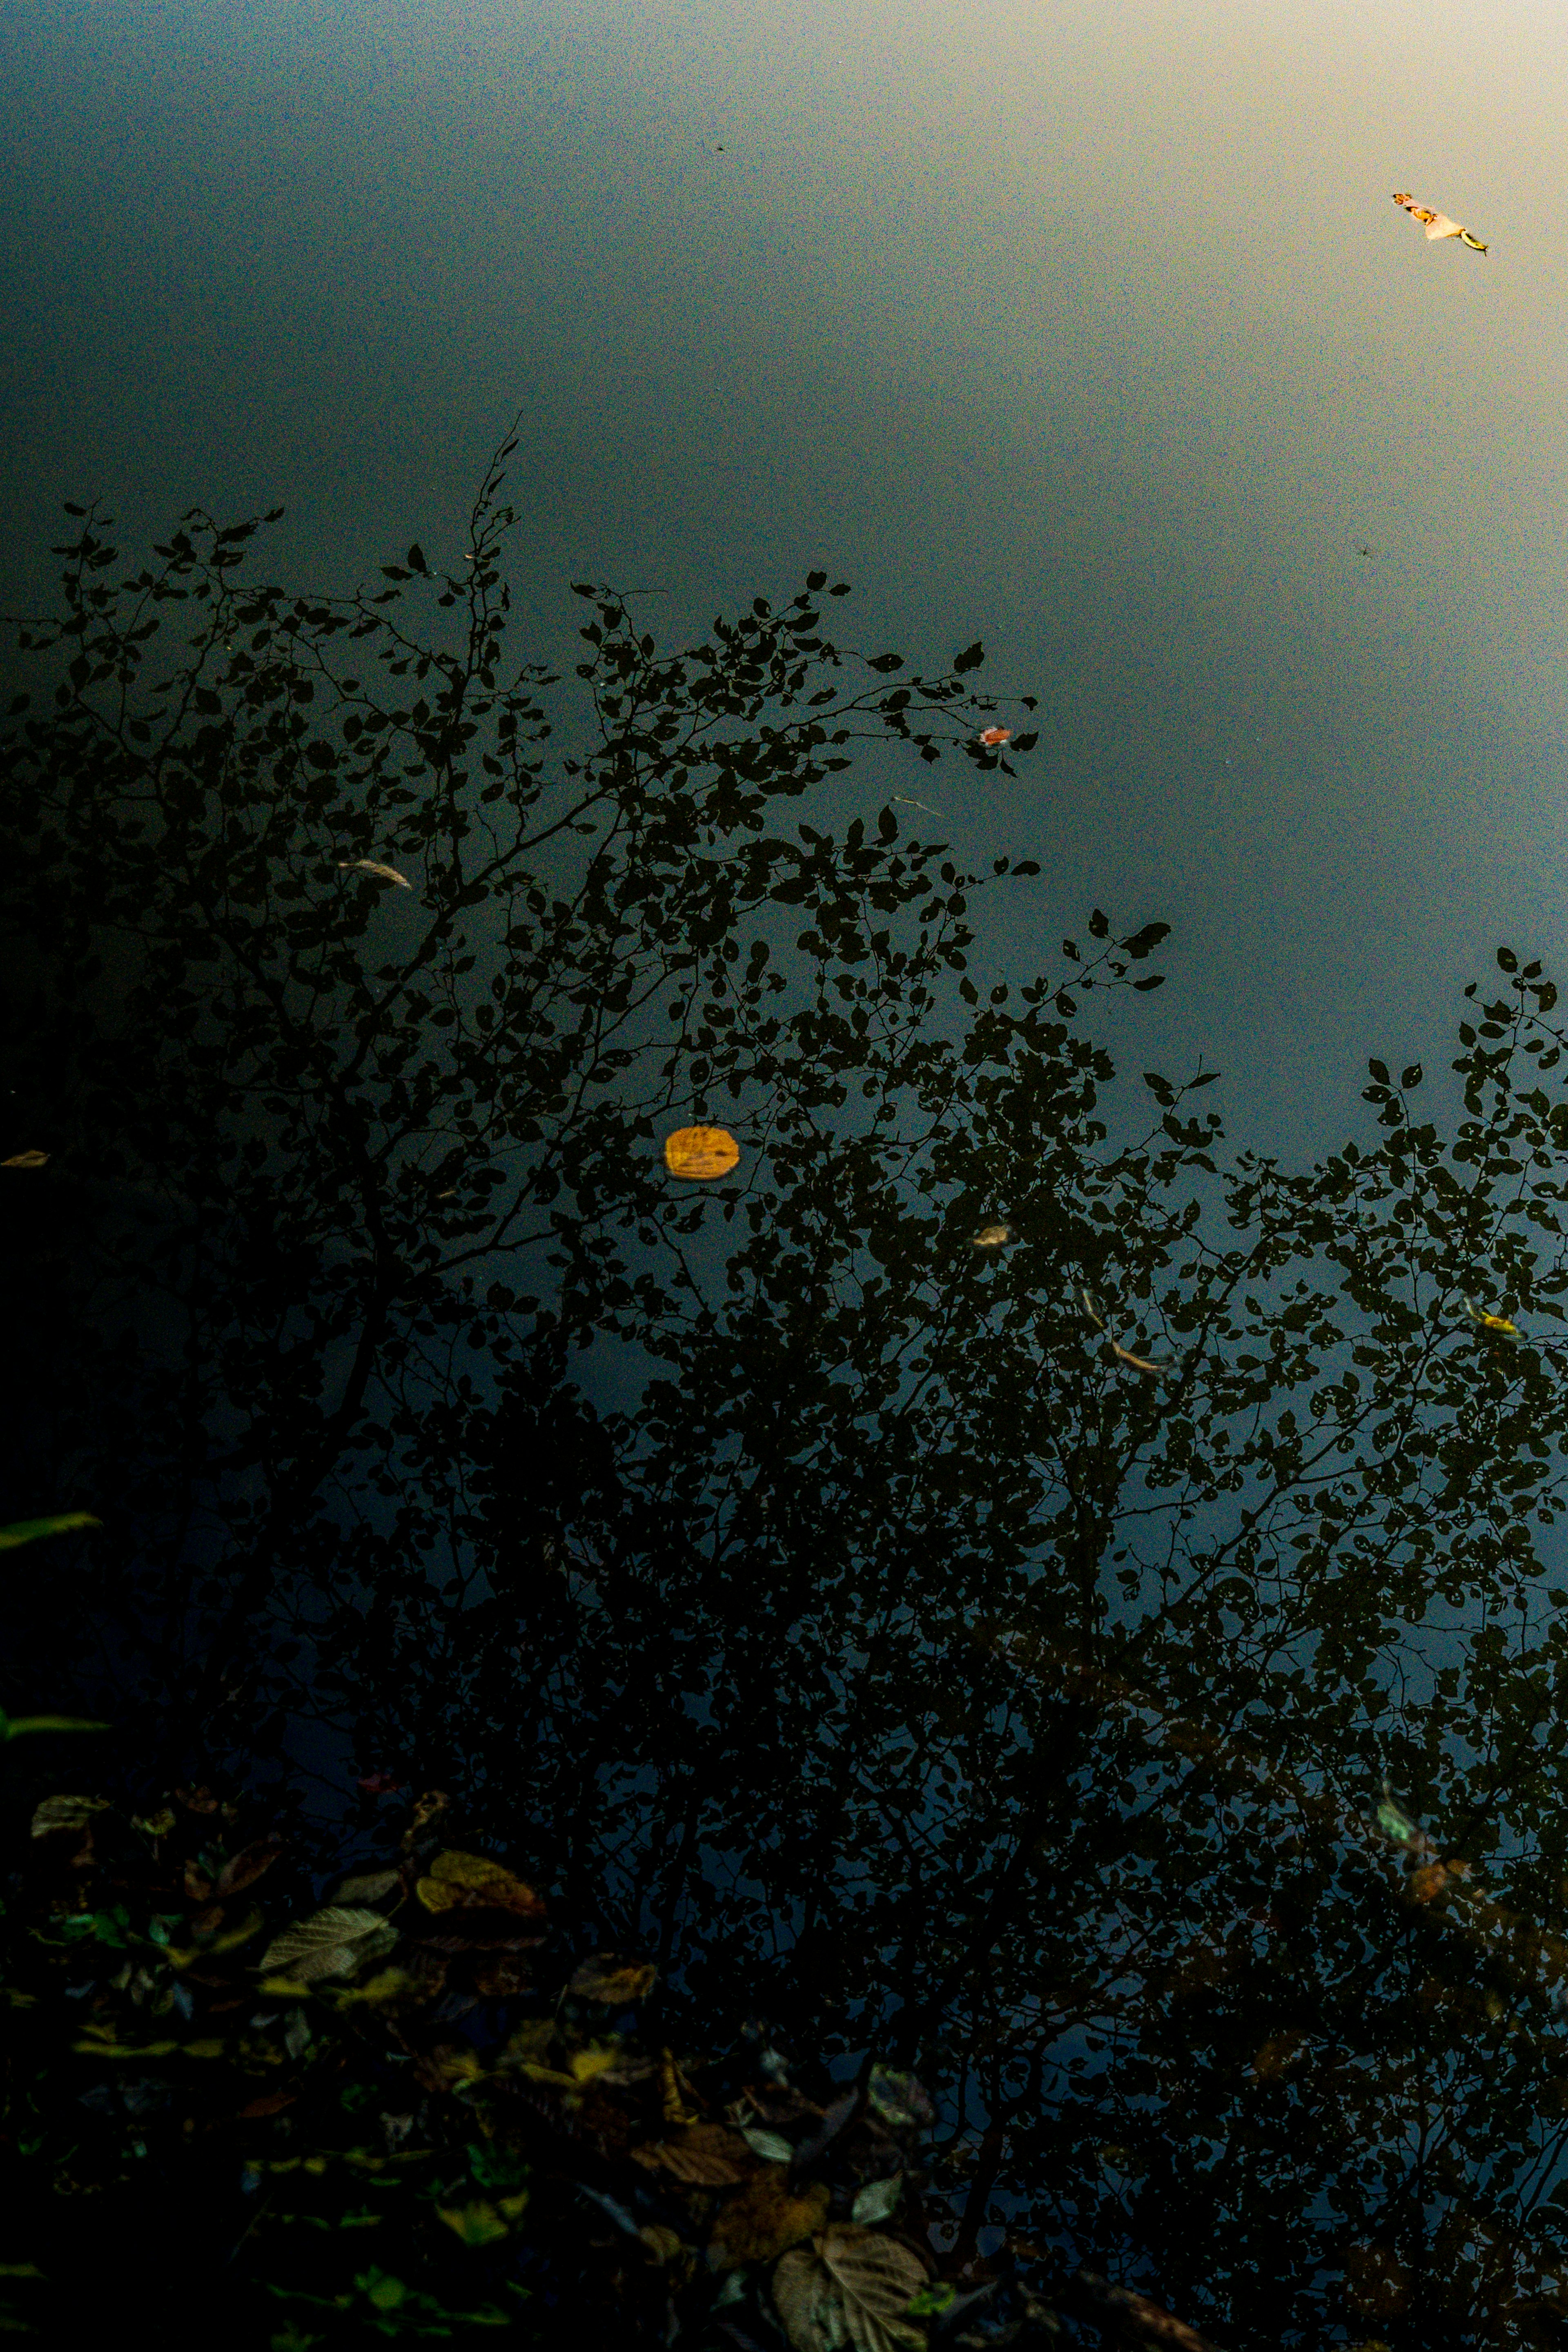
[1465,1297,1521,1339]
[637,2223,685,2266]
[713,2174,830,2268]
[568,1952,657,2005]
[337,859,412,889]
[1110,1341,1167,1375]
[1067,2272,1223,2352]
[978,726,1012,747]
[971,1223,1011,1249]
[775,2225,927,2352]
[0,1151,48,1170]
[0,1513,100,1552]
[632,2123,756,2187]
[416,1848,543,1920]
[335,1868,401,1904]
[663,1125,741,1182]
[400,1790,449,1851]
[437,2200,511,2246]
[258,1906,397,1982]
[30,1795,110,1838]
[1393,192,1487,254]
[236,2088,298,2120]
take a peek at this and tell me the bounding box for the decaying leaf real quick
[0,1151,48,1169]
[258,1905,398,1982]
[1393,192,1488,254]
[216,1835,284,1900]
[1110,1341,1167,1375]
[569,1951,657,2005]
[30,1795,110,1838]
[0,1513,100,1552]
[416,1849,544,1919]
[632,2122,756,2186]
[663,1125,741,1181]
[713,2173,830,2268]
[971,1223,1011,1249]
[774,2227,927,2352]
[978,726,1012,747]
[336,859,412,889]
[335,1868,401,1904]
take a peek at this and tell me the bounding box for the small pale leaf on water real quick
[336,860,412,889]
[663,1125,741,1181]
[0,1513,100,1551]
[819,2225,931,2350]
[568,1952,657,2005]
[741,2125,797,2164]
[851,2173,902,2225]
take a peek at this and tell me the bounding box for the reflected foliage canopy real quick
[8,440,1568,2347]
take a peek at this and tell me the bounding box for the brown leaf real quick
[633,2123,757,2187]
[236,2088,298,2119]
[401,1791,450,1852]
[470,1953,535,1998]
[176,1786,221,1813]
[817,2224,929,2351]
[216,1835,284,1900]
[569,1952,657,2005]
[713,2174,830,2268]
[184,1859,214,1903]
[0,1150,48,1169]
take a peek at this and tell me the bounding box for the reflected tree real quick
[7,437,1568,2347]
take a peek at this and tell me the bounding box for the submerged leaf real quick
[0,1513,100,1552]
[416,1849,544,1920]
[30,1795,110,1838]
[866,2066,932,2129]
[568,1951,657,2005]
[713,2174,830,2267]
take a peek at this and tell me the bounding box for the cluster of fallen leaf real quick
[0,1777,1227,2350]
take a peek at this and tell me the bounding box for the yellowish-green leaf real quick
[30,1795,110,1838]
[258,1907,395,1981]
[0,1513,99,1551]
[437,2200,511,2247]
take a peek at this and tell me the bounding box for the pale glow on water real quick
[6,0,1568,1140]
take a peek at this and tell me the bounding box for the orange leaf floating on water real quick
[1392,191,1488,254]
[1111,1341,1168,1376]
[978,726,1012,747]
[971,1222,1012,1249]
[663,1125,740,1181]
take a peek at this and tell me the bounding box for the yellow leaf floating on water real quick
[971,1223,1012,1249]
[1465,1297,1521,1339]
[1392,192,1488,254]
[663,1125,741,1181]
[336,859,412,889]
[0,1150,48,1169]
[415,1848,544,1920]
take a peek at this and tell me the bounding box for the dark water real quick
[7,5,1568,2346]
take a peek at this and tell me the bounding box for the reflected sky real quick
[5,0,1567,1150]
